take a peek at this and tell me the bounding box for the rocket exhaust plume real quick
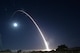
[13,10,50,51]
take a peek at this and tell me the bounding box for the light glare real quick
[13,23,18,27]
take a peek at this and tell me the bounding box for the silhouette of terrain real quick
[0,44,80,53]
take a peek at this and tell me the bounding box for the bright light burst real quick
[13,23,18,27]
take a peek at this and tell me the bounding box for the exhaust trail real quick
[13,10,50,51]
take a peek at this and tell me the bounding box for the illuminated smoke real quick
[13,10,50,51]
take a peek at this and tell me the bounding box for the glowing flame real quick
[13,10,50,51]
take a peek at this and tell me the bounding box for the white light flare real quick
[13,23,18,27]
[13,10,50,51]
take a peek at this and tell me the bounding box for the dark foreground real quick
[0,44,80,53]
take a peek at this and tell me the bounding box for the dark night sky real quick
[0,0,80,50]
